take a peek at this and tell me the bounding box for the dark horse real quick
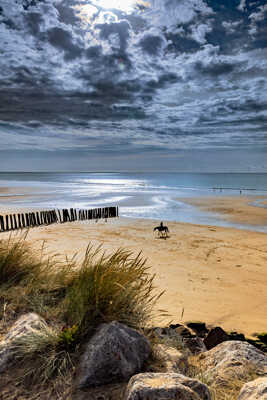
[153,221,169,238]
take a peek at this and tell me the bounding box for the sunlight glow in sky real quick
[95,0,137,12]
[0,0,267,171]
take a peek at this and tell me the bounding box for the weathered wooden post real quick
[5,215,9,231]
[25,213,30,227]
[36,212,41,226]
[17,214,22,229]
[0,216,4,231]
[32,213,37,226]
[21,214,26,228]
[53,210,57,223]
[10,215,14,230]
[13,214,18,230]
[70,208,74,221]
[57,209,62,223]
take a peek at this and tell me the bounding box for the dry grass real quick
[0,232,43,287]
[64,245,164,338]
[186,355,259,400]
[0,235,163,399]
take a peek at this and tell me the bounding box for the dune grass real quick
[64,245,163,338]
[0,232,43,287]
[0,234,163,398]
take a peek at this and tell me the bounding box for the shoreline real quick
[179,195,267,227]
[0,212,266,336]
[0,189,266,336]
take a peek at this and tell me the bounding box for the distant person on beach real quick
[153,221,169,238]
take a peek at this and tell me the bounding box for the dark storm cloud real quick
[0,0,267,171]
[95,19,131,51]
[47,27,83,60]
[139,33,163,55]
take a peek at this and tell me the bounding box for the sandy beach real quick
[0,194,266,337]
[180,195,267,226]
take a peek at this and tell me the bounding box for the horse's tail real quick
[153,227,157,231]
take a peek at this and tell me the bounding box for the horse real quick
[153,222,169,238]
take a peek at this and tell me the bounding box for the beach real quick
[0,192,266,337]
[180,195,267,226]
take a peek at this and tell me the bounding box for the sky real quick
[0,0,266,172]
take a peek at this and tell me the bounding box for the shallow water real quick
[0,172,267,232]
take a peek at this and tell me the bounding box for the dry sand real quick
[0,196,266,337]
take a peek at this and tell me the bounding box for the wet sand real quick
[180,195,267,226]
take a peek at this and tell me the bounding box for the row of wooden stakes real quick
[0,206,119,232]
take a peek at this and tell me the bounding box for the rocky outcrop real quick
[0,313,46,373]
[153,344,188,372]
[125,373,211,400]
[186,322,209,338]
[197,341,267,385]
[76,321,151,388]
[238,377,267,400]
[203,326,229,350]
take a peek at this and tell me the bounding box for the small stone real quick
[228,331,246,341]
[169,323,183,330]
[186,322,208,338]
[203,327,229,350]
[176,326,196,339]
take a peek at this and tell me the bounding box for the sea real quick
[0,172,267,232]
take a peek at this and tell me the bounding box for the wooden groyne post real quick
[0,206,119,233]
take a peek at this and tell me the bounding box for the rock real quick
[228,331,246,341]
[125,373,211,400]
[184,337,207,355]
[186,322,209,338]
[197,341,267,385]
[169,323,183,330]
[203,326,229,350]
[247,338,267,353]
[257,333,267,345]
[238,377,267,400]
[176,326,196,339]
[0,313,46,373]
[76,321,151,388]
[153,344,188,372]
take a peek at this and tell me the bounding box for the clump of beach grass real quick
[64,245,164,339]
[0,235,164,398]
[186,355,259,400]
[0,232,43,287]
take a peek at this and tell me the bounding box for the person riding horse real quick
[153,221,169,238]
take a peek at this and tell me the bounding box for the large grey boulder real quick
[197,341,267,385]
[125,372,211,400]
[76,321,151,388]
[0,313,46,372]
[238,377,267,400]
